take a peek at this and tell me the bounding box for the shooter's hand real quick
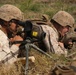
[64,39,73,49]
[58,42,64,48]
[10,35,23,47]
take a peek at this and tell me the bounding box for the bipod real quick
[23,38,56,75]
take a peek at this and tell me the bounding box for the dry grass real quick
[0,62,24,75]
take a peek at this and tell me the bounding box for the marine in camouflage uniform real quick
[0,4,24,65]
[38,11,75,56]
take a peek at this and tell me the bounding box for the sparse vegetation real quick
[0,0,75,20]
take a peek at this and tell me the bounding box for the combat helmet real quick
[52,11,75,27]
[0,4,24,21]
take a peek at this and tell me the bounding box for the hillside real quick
[0,0,76,75]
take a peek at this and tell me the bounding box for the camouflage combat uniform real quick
[0,29,19,64]
[41,24,67,55]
